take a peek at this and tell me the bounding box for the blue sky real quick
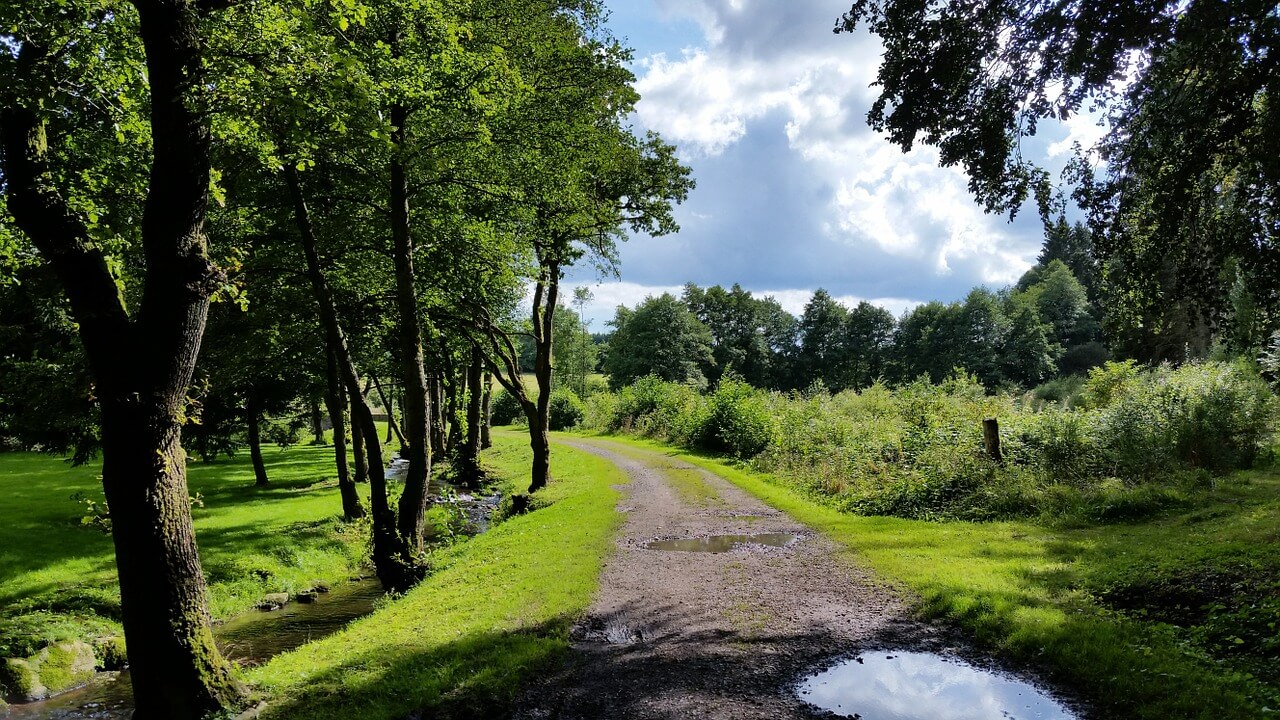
[563,0,1107,327]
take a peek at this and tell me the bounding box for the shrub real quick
[695,378,776,458]
[490,389,524,426]
[548,388,585,431]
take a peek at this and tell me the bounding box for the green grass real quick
[0,429,396,659]
[248,429,625,719]
[579,433,1279,720]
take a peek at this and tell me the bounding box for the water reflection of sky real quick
[798,651,1075,720]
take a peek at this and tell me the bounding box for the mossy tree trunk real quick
[1,4,246,714]
[388,96,432,558]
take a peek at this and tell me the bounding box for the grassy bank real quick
[0,435,383,664]
[249,430,625,719]
[581,433,1278,719]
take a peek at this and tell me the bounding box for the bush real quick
[490,389,524,426]
[695,378,776,459]
[548,389,585,431]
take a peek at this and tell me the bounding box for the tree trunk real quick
[247,393,269,487]
[284,165,416,591]
[371,376,406,446]
[480,365,493,450]
[2,17,246,717]
[460,345,484,484]
[428,374,447,458]
[351,400,369,484]
[527,261,560,493]
[388,96,432,556]
[325,346,365,520]
[309,397,326,445]
[983,417,1004,465]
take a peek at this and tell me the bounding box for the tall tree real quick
[1,1,246,715]
[604,294,714,389]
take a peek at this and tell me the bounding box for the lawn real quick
[249,429,625,719]
[583,433,1280,720]
[0,431,387,660]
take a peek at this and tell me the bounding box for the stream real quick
[4,577,385,720]
[5,458,501,719]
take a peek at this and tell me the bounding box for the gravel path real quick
[515,437,922,719]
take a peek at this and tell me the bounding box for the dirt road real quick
[515,437,920,719]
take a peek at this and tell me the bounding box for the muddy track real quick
[514,437,928,719]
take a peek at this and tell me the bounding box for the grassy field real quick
[582,433,1280,720]
[249,429,625,719]
[0,431,393,660]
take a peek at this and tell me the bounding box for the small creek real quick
[645,533,799,553]
[5,577,385,720]
[797,651,1077,720]
[7,457,499,720]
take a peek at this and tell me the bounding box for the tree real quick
[840,301,896,390]
[683,283,797,389]
[604,294,714,389]
[1,0,247,715]
[794,289,850,390]
[838,0,1279,348]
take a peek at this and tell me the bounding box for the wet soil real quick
[514,438,917,719]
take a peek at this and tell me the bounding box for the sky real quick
[560,0,1108,327]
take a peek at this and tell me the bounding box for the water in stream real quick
[5,577,386,720]
[797,651,1076,720]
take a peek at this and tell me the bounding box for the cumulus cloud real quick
[608,0,1080,305]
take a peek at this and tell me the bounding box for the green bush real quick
[489,389,524,426]
[585,362,1276,523]
[695,378,775,458]
[548,388,585,431]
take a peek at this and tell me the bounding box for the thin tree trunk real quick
[389,95,431,556]
[325,345,365,520]
[2,18,244,717]
[309,397,325,445]
[371,376,405,446]
[351,400,368,484]
[428,374,446,458]
[247,392,269,487]
[480,365,493,450]
[284,165,415,591]
[527,260,560,493]
[460,345,483,483]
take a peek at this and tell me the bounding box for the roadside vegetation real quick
[249,430,624,719]
[587,434,1279,719]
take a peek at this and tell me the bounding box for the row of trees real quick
[0,0,689,716]
[602,233,1105,393]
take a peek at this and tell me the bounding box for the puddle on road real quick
[645,533,798,552]
[798,651,1076,720]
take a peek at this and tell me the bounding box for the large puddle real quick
[798,651,1076,720]
[645,533,798,552]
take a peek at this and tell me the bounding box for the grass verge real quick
[578,432,1278,720]
[248,430,624,719]
[0,427,400,662]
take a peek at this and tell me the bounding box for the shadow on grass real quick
[261,617,574,720]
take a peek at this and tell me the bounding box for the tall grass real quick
[583,361,1277,522]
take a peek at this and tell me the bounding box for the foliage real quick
[588,362,1276,522]
[489,389,524,426]
[604,294,714,389]
[547,388,585,431]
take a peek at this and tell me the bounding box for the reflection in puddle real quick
[798,651,1075,720]
[645,533,798,552]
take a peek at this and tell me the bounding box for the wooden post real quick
[983,418,1003,465]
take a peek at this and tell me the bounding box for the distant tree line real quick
[604,222,1110,393]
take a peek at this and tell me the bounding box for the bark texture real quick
[1,4,245,715]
